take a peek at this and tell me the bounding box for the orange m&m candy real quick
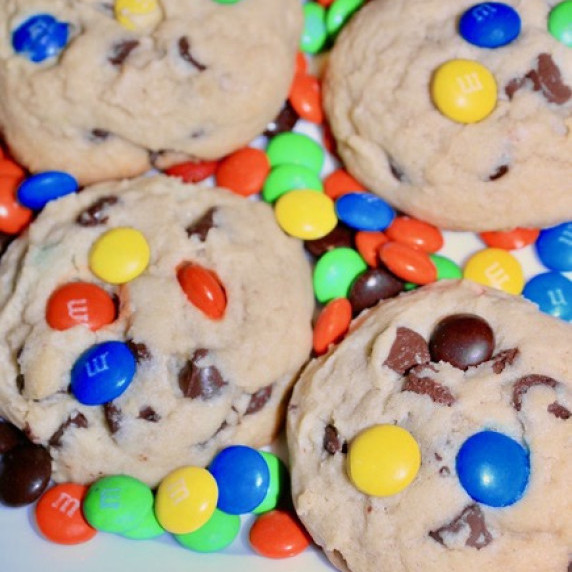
[215,147,270,197]
[380,241,437,285]
[355,231,389,267]
[386,216,443,253]
[35,483,97,545]
[249,509,311,558]
[289,73,324,124]
[164,159,219,183]
[313,297,352,355]
[46,282,116,331]
[177,262,227,320]
[0,176,33,234]
[323,168,366,200]
[479,228,540,250]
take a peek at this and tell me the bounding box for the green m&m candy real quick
[174,509,241,552]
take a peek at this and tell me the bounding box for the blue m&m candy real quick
[523,271,572,321]
[209,446,270,515]
[459,2,521,48]
[536,222,572,272]
[17,171,78,210]
[12,14,69,63]
[335,192,395,232]
[71,341,136,405]
[456,430,530,507]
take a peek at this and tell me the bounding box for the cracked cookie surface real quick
[287,280,571,572]
[0,174,314,486]
[0,0,302,184]
[323,0,572,231]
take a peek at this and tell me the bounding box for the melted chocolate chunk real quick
[429,314,494,370]
[245,385,272,415]
[125,339,151,362]
[49,413,88,447]
[108,39,139,66]
[505,53,571,104]
[186,208,216,241]
[403,365,455,406]
[429,504,493,550]
[103,402,122,434]
[488,164,509,181]
[76,196,119,226]
[178,37,207,71]
[305,223,354,258]
[178,349,227,400]
[490,347,519,374]
[349,267,404,315]
[547,401,571,420]
[323,424,346,455]
[512,374,558,411]
[138,406,160,422]
[383,327,431,375]
[264,101,299,138]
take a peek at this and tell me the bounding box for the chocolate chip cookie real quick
[0,0,302,184]
[287,280,571,572]
[323,0,572,231]
[0,174,314,486]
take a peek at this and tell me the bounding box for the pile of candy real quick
[0,417,310,557]
[0,0,571,567]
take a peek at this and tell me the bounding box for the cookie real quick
[287,280,571,572]
[0,0,302,184]
[323,0,572,231]
[0,174,314,486]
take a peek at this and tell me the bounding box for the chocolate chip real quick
[429,314,494,370]
[108,39,139,66]
[547,401,571,420]
[488,164,509,181]
[16,373,25,394]
[402,365,455,406]
[125,339,151,362]
[388,156,408,182]
[429,504,493,550]
[186,208,216,241]
[512,374,558,411]
[0,443,52,506]
[305,223,354,258]
[48,413,88,448]
[349,267,404,315]
[490,347,519,374]
[178,349,227,400]
[138,406,160,422]
[323,424,346,455]
[383,327,431,375]
[76,195,119,226]
[505,53,571,104]
[178,37,206,71]
[103,402,122,434]
[264,101,299,138]
[0,420,25,454]
[89,128,111,142]
[245,385,272,415]
[439,466,451,476]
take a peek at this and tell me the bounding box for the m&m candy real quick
[456,430,530,507]
[459,2,521,48]
[12,14,69,63]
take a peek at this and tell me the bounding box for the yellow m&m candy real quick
[347,424,421,496]
[464,247,524,295]
[155,466,218,535]
[114,0,163,31]
[431,59,497,123]
[89,227,150,284]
